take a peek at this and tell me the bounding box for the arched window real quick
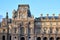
[2,35,5,40]
[56,37,60,40]
[43,37,47,40]
[21,37,25,40]
[50,37,54,40]
[37,37,41,40]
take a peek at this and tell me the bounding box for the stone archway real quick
[21,37,25,40]
[37,37,41,40]
[56,37,60,40]
[2,35,5,40]
[50,37,54,40]
[43,37,47,40]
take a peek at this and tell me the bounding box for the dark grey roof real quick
[35,16,59,22]
[35,16,59,19]
[40,16,59,19]
[27,10,31,17]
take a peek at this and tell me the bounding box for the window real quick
[21,27,24,34]
[50,27,53,34]
[35,22,41,34]
[14,28,17,33]
[56,28,59,34]
[28,28,30,34]
[3,29,5,33]
[35,22,40,26]
[35,27,41,34]
[19,13,22,18]
[13,15,15,18]
[20,22,23,29]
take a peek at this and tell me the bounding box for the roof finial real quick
[47,14,49,17]
[59,14,60,18]
[40,14,43,17]
[6,12,8,19]
[53,14,55,17]
[52,14,55,19]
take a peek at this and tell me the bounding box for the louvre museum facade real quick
[0,4,60,40]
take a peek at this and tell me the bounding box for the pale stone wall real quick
[0,4,60,40]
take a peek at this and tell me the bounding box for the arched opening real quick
[56,37,60,40]
[50,37,54,40]
[10,36,11,40]
[2,35,5,40]
[21,37,25,40]
[43,37,47,40]
[37,37,41,40]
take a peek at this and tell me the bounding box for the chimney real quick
[46,14,49,19]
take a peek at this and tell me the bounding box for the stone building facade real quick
[0,4,60,40]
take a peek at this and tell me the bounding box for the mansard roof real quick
[35,16,59,22]
[40,16,59,19]
[18,4,29,8]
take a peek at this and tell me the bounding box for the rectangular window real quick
[50,27,52,34]
[21,27,24,35]
[14,28,16,33]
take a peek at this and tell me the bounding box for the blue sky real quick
[0,0,60,18]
